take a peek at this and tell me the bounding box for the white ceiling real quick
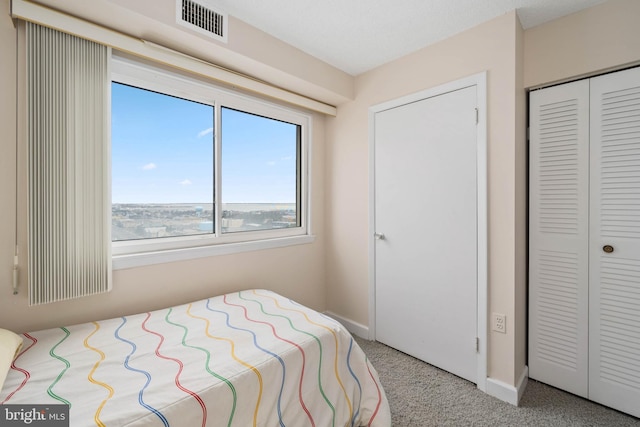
[206,0,606,76]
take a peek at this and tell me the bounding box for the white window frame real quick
[110,54,314,270]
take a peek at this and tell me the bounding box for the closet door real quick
[529,80,590,397]
[589,67,640,418]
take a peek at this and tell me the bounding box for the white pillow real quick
[0,328,23,391]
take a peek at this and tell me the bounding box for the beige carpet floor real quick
[355,336,640,426]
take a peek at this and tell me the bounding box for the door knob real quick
[374,232,385,240]
[603,245,614,253]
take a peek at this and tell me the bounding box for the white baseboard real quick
[324,311,369,339]
[324,311,530,407]
[486,366,529,406]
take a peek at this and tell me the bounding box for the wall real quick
[325,0,640,391]
[0,1,19,326]
[522,0,640,385]
[29,0,354,106]
[325,11,527,387]
[514,14,528,389]
[3,0,637,396]
[0,0,328,333]
[524,0,640,88]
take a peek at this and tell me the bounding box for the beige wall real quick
[29,0,354,106]
[2,0,638,392]
[0,1,19,326]
[522,0,640,381]
[514,17,528,385]
[325,11,527,386]
[524,0,640,88]
[325,0,640,389]
[0,0,327,333]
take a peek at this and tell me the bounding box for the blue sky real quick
[111,83,297,204]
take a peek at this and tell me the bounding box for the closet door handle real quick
[603,245,614,253]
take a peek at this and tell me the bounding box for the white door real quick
[528,79,591,398]
[373,85,478,383]
[529,66,640,419]
[588,67,640,418]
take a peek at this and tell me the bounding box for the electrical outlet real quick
[492,313,506,334]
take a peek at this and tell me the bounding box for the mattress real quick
[0,289,390,426]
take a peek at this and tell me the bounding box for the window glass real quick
[220,107,300,233]
[110,57,310,259]
[111,82,214,241]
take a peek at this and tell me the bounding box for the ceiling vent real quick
[177,0,228,43]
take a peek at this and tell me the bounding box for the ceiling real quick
[206,0,606,76]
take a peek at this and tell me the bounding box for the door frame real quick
[368,72,487,392]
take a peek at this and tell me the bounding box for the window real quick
[220,107,301,233]
[110,55,311,264]
[111,82,215,241]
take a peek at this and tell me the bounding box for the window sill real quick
[112,234,316,270]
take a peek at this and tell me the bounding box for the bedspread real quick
[0,289,390,426]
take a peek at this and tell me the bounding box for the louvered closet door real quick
[589,67,640,418]
[529,80,590,397]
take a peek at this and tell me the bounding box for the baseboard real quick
[324,311,369,339]
[324,310,530,406]
[486,366,529,406]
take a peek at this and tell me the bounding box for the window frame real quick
[110,54,313,269]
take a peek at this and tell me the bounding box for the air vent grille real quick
[177,0,228,42]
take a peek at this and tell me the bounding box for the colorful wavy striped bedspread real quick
[0,289,390,426]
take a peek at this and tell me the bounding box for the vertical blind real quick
[27,22,111,305]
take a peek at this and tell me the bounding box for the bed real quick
[0,289,390,426]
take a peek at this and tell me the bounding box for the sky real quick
[111,82,298,204]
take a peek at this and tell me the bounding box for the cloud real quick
[281,156,293,161]
[267,161,277,166]
[180,179,192,185]
[142,163,157,171]
[198,127,214,138]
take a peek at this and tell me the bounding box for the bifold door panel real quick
[588,68,640,417]
[529,79,590,397]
